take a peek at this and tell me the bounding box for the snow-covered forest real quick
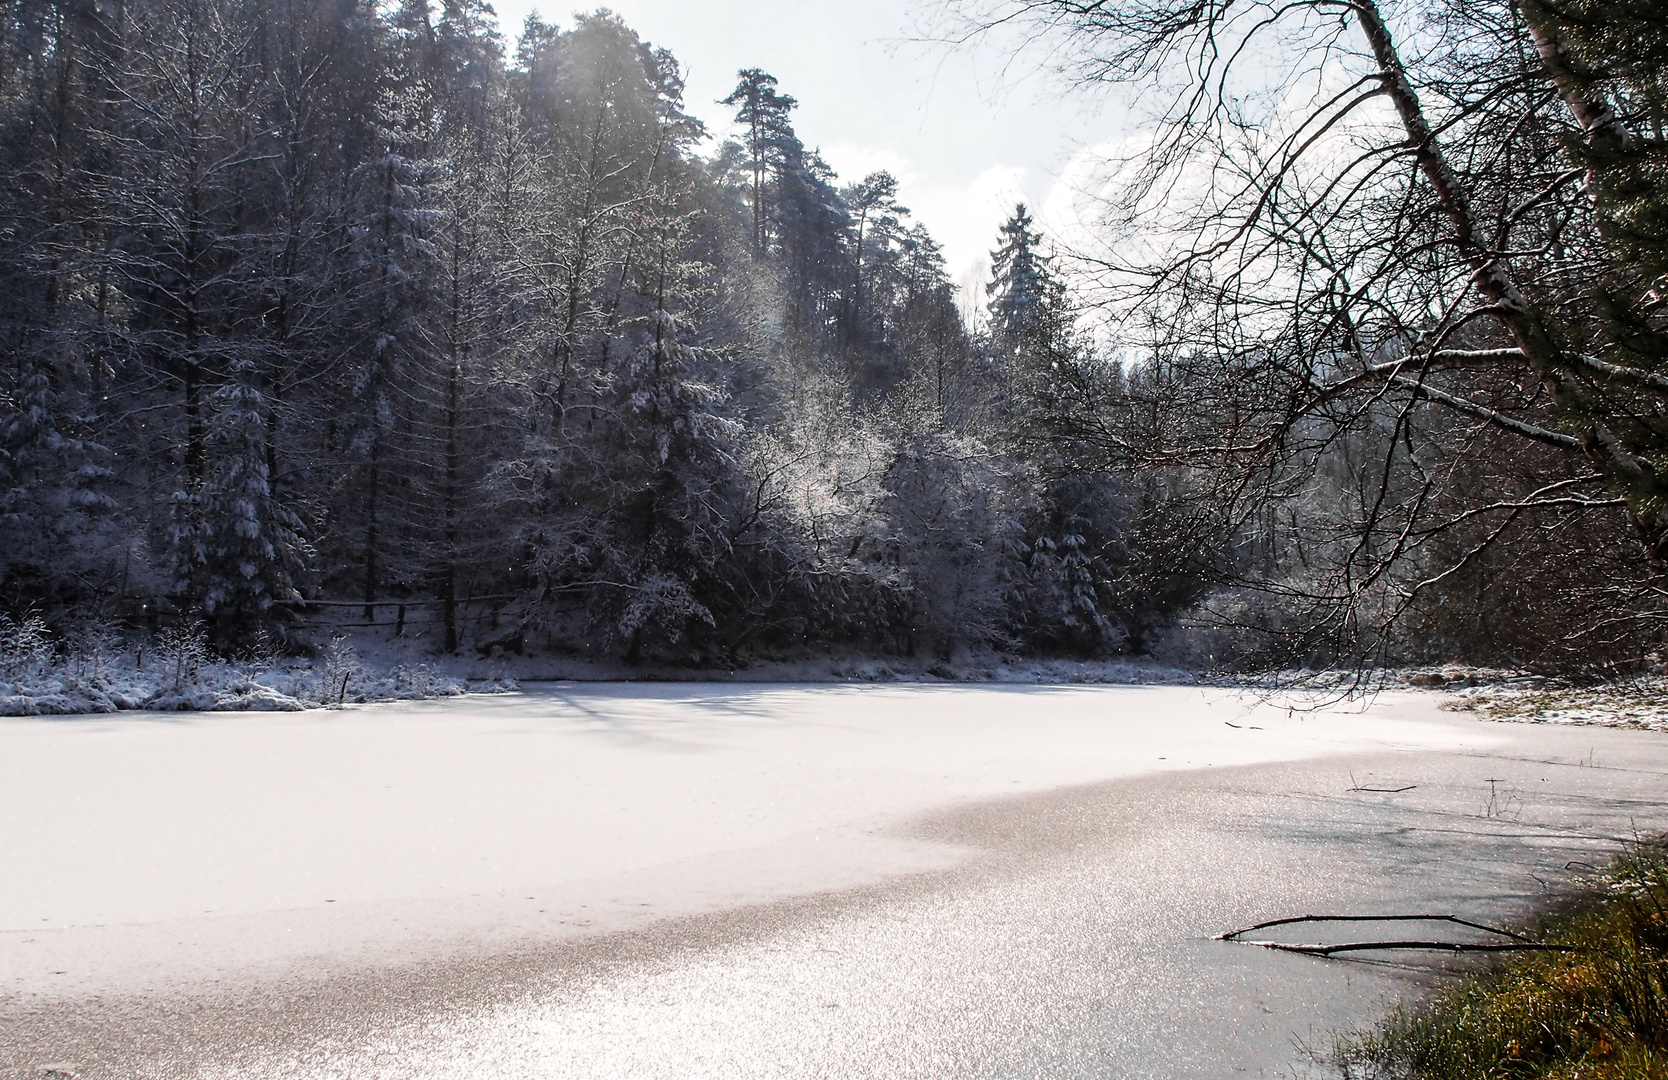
[2,0,1665,676]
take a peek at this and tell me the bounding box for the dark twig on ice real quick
[1215,914,1575,956]
[1346,771,1416,793]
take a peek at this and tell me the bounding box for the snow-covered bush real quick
[0,614,146,714]
[154,620,212,688]
[0,613,491,716]
[371,662,469,700]
[0,613,54,682]
[314,635,361,705]
[64,624,121,683]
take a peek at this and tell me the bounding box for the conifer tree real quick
[720,68,796,256]
[182,365,307,644]
[1522,0,1668,399]
[985,203,1081,428]
[0,0,119,609]
[985,204,1068,368]
[893,225,973,420]
[841,171,906,352]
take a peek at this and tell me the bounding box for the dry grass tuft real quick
[1445,679,1668,732]
[1338,844,1668,1079]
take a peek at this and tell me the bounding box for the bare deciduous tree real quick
[934,0,1668,669]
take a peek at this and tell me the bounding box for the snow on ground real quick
[0,683,1483,1000]
[0,609,1201,717]
[0,618,512,716]
[1444,676,1668,731]
[1363,661,1668,731]
[12,608,1664,734]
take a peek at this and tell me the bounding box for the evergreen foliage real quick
[8,0,1664,670]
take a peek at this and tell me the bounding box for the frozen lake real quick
[4,683,1667,1078]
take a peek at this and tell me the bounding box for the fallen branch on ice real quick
[1347,771,1416,793]
[1215,914,1576,956]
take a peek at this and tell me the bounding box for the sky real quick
[485,0,1136,311]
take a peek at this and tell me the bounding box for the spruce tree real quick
[985,203,1076,417]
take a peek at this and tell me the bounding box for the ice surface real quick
[0,683,1481,1000]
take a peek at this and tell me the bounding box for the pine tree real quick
[109,0,323,641]
[179,364,307,645]
[841,170,906,352]
[338,141,439,614]
[720,68,796,256]
[0,348,116,608]
[0,0,120,610]
[717,69,850,352]
[893,225,974,421]
[985,203,1086,434]
[423,0,507,651]
[512,195,743,660]
[513,12,668,432]
[774,142,850,345]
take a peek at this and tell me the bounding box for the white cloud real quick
[818,142,918,189]
[916,163,1031,290]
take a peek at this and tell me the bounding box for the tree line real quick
[6,0,1663,673]
[935,0,1668,674]
[0,0,1180,664]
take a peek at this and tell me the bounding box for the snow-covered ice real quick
[0,683,1484,1000]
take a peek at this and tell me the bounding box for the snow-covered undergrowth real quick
[1346,662,1668,732]
[1443,676,1668,732]
[45,614,1665,724]
[820,655,1197,685]
[1,620,1207,715]
[477,647,1201,686]
[1222,665,1668,732]
[0,616,502,717]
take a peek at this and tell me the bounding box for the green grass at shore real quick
[1338,846,1668,1079]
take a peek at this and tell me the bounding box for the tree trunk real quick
[1354,0,1668,560]
[442,244,463,654]
[362,446,380,620]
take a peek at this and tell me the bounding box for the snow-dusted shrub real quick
[0,621,478,715]
[65,624,121,682]
[0,613,54,681]
[203,674,307,711]
[304,635,361,706]
[1145,588,1296,673]
[153,620,212,690]
[238,627,281,672]
[293,639,469,706]
[142,620,305,711]
[371,662,469,700]
[0,614,59,714]
[0,614,143,714]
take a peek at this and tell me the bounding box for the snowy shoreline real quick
[0,648,1203,717]
[6,610,1665,729]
